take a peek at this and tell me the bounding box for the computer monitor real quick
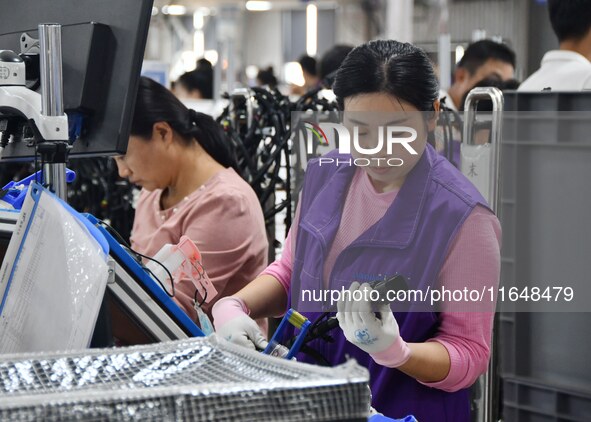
[0,0,153,160]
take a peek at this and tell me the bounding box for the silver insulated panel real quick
[0,335,370,421]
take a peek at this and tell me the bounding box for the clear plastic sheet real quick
[0,185,109,353]
[0,335,370,421]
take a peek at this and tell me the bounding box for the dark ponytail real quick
[332,40,439,112]
[131,76,239,172]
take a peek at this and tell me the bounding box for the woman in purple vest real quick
[212,40,501,421]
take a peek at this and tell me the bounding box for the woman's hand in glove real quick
[212,297,268,351]
[336,282,411,367]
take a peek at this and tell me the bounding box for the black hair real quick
[318,44,354,82]
[457,40,516,75]
[332,40,439,112]
[459,77,521,112]
[131,76,238,172]
[196,58,213,73]
[548,0,591,42]
[256,66,278,89]
[177,70,213,99]
[298,55,318,76]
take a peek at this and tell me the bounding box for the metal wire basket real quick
[0,335,370,421]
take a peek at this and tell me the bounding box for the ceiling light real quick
[245,1,272,12]
[162,5,187,15]
[204,50,218,66]
[194,10,204,29]
[455,45,464,64]
[306,4,318,57]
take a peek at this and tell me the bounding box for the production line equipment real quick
[0,0,206,348]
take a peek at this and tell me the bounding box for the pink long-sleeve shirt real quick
[131,167,269,326]
[262,168,501,392]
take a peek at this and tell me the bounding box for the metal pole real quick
[42,162,67,199]
[385,0,414,43]
[38,23,68,200]
[438,0,451,91]
[227,39,236,94]
[39,24,64,117]
[463,87,504,422]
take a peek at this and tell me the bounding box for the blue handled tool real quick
[263,309,311,359]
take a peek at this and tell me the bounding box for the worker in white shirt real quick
[519,0,591,92]
[441,39,516,111]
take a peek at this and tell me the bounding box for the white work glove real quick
[212,297,268,351]
[336,282,411,367]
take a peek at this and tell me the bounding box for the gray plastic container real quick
[499,92,591,421]
[503,376,591,422]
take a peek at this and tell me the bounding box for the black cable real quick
[307,311,331,336]
[66,158,135,241]
[97,218,130,247]
[294,86,323,111]
[97,217,208,312]
[103,218,211,316]
[194,286,207,309]
[40,149,46,189]
[97,219,176,298]
[283,311,340,366]
[34,137,39,185]
[298,344,331,366]
[218,85,337,263]
[283,130,292,232]
[133,250,176,298]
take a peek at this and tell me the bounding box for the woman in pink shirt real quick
[114,77,268,329]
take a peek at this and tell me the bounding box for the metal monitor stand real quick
[38,23,68,200]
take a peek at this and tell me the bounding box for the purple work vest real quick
[287,144,491,421]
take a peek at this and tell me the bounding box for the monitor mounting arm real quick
[0,24,69,199]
